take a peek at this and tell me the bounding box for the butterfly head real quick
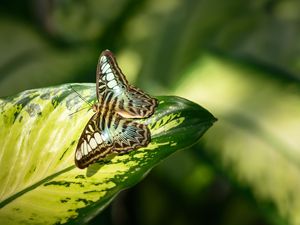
[92,103,100,112]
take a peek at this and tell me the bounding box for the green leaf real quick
[41,0,132,42]
[174,52,300,225]
[0,19,96,97]
[0,84,216,224]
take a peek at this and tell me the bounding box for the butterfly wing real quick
[75,112,151,169]
[75,112,113,169]
[111,118,151,152]
[96,50,157,119]
[75,50,156,169]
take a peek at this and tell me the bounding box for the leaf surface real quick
[0,84,216,224]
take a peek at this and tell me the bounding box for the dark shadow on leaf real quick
[86,154,117,177]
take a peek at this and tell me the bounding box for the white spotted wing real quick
[75,50,156,169]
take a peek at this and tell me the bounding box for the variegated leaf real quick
[0,84,216,224]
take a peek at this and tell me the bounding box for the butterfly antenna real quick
[69,85,93,107]
[69,106,91,116]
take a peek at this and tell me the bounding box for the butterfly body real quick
[75,50,157,169]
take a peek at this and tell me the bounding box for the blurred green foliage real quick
[1,0,300,224]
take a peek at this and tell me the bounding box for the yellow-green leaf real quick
[0,83,216,224]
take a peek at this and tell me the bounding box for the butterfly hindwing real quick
[112,119,151,152]
[117,85,157,118]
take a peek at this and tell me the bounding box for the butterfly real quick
[74,50,157,169]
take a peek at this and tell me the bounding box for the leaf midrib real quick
[0,165,75,208]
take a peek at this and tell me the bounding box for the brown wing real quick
[96,50,157,119]
[75,50,156,169]
[74,112,113,169]
[75,112,151,169]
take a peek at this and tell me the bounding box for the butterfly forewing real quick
[96,50,157,118]
[75,112,151,169]
[96,50,128,102]
[75,113,113,169]
[75,50,157,169]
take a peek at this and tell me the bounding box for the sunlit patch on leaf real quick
[149,112,185,136]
